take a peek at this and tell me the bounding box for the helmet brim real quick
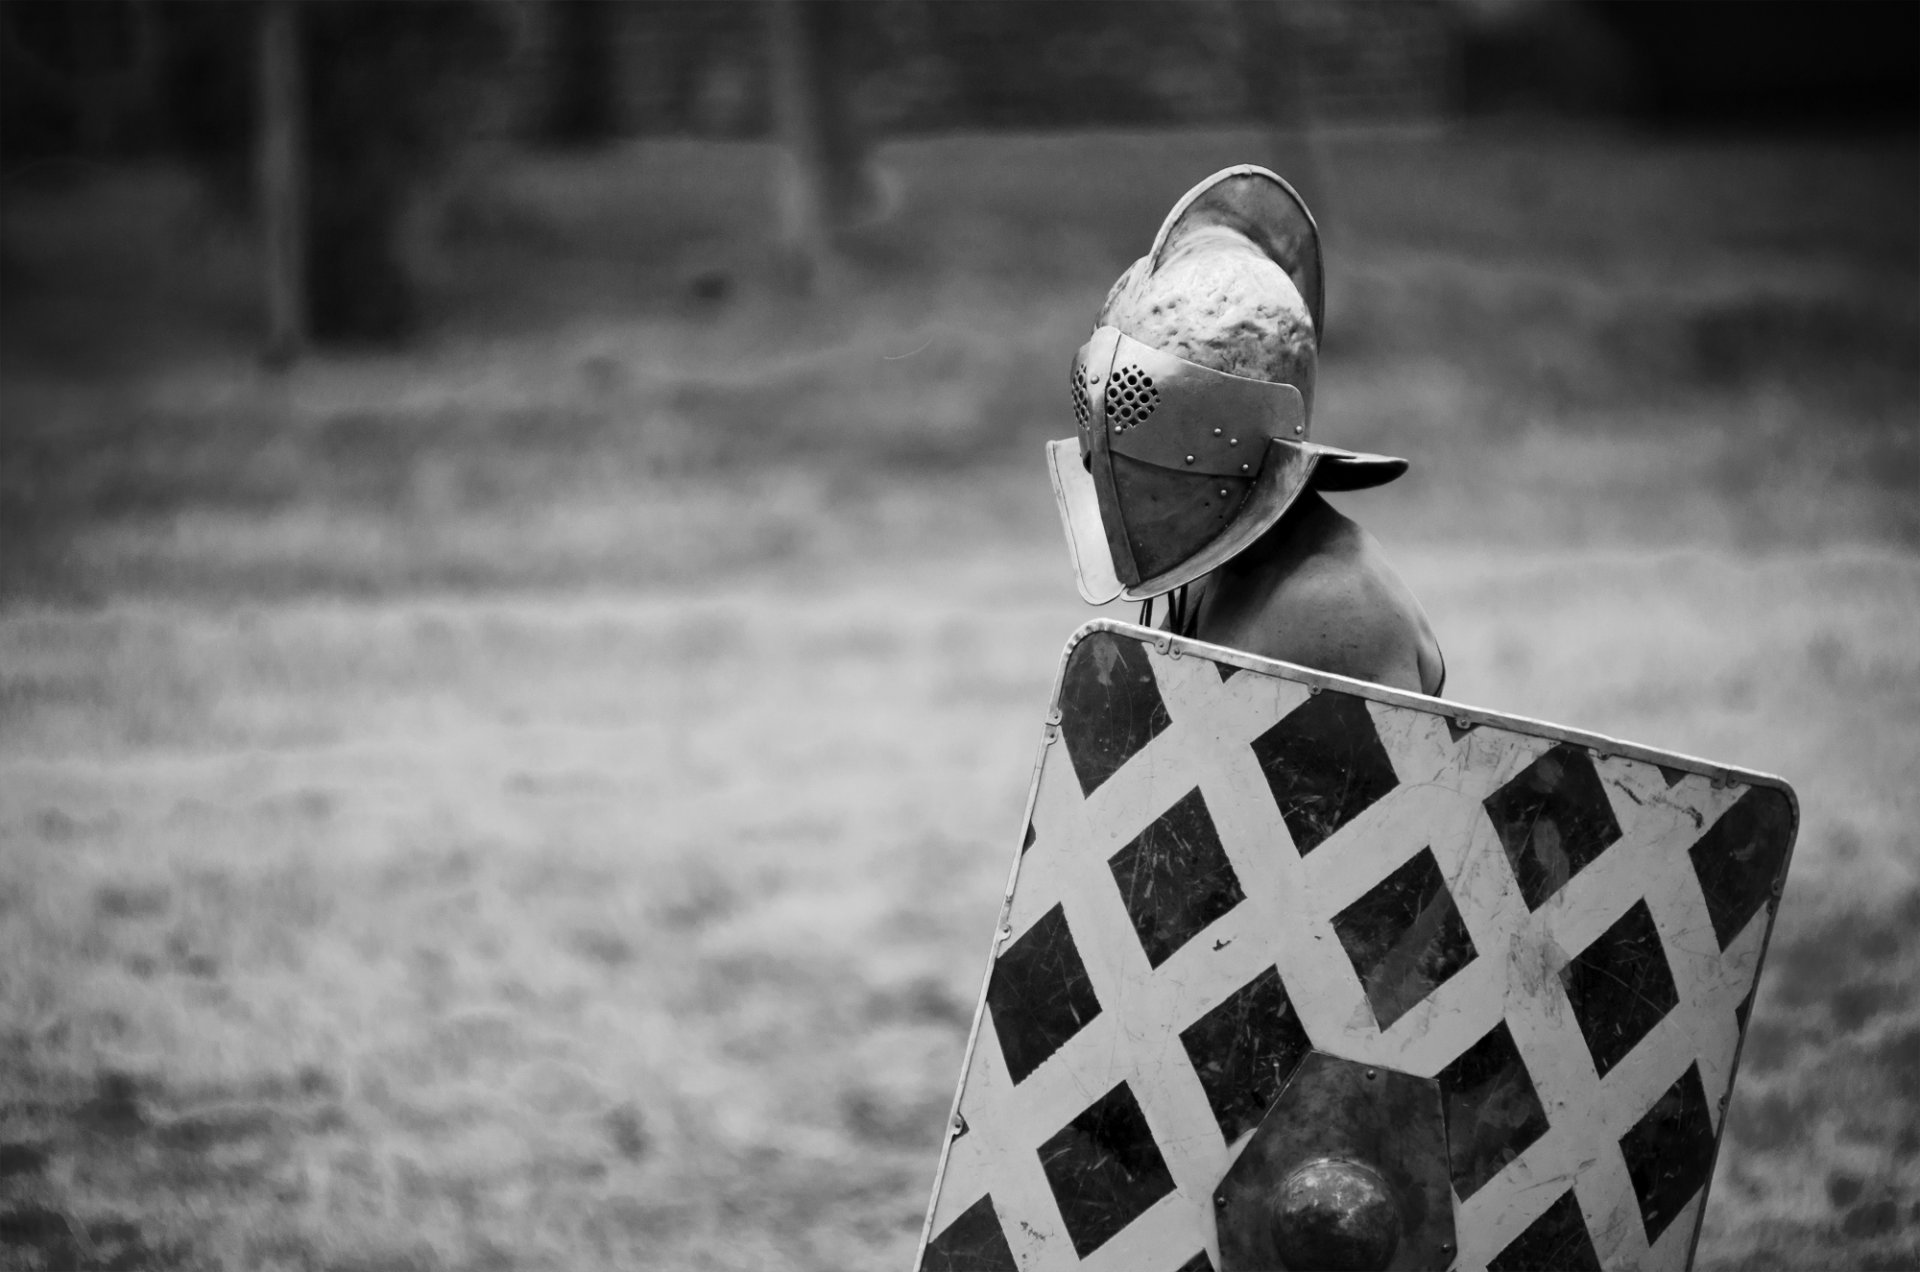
[1309,444,1408,492]
[1047,436,1407,605]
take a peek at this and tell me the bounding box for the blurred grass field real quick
[2,126,1917,1271]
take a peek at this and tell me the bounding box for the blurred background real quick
[1,2,1915,1269]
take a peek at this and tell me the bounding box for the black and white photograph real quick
[2,2,1915,1269]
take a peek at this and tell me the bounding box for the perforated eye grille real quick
[1105,365,1159,430]
[1070,367,1092,431]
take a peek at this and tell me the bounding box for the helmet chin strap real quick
[1139,584,1194,635]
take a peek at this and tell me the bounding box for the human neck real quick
[1223,489,1341,576]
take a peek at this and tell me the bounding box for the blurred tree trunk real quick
[545,0,619,145]
[299,2,505,344]
[765,0,872,293]
[257,0,306,366]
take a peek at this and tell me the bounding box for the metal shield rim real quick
[1067,619,1800,805]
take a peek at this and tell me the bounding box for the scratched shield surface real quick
[917,622,1798,1272]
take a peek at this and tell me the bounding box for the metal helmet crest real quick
[1047,166,1407,605]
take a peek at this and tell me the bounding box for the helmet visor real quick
[1054,328,1405,603]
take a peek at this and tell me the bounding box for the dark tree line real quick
[4,1,1909,352]
[5,0,507,348]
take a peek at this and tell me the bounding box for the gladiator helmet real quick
[1047,165,1407,604]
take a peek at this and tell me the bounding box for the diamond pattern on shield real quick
[922,1194,1017,1271]
[1250,690,1399,854]
[1057,630,1170,796]
[1437,1020,1549,1199]
[1688,785,1794,949]
[1109,787,1246,968]
[1179,965,1311,1144]
[1621,1063,1717,1243]
[1488,1188,1602,1272]
[1037,1082,1177,1258]
[985,903,1101,1084]
[1561,900,1679,1078]
[1483,742,1622,909]
[1332,846,1478,1029]
[919,625,1798,1272]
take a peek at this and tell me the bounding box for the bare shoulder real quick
[1262,530,1433,691]
[1193,497,1443,694]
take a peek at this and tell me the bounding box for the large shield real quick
[917,622,1797,1272]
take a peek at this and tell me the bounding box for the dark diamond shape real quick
[1621,1063,1717,1243]
[1446,717,1476,743]
[1110,788,1246,968]
[1437,1021,1550,1198]
[1734,979,1758,1032]
[1689,786,1795,950]
[1484,743,1623,909]
[922,1194,1017,1271]
[1037,1082,1177,1258]
[1058,631,1171,797]
[1022,821,1036,853]
[1215,660,1242,682]
[1561,901,1678,1077]
[1656,763,1687,787]
[986,904,1101,1084]
[1332,847,1479,1029]
[1487,1189,1602,1272]
[1250,691,1399,855]
[1179,966,1312,1144]
[1173,1253,1214,1272]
